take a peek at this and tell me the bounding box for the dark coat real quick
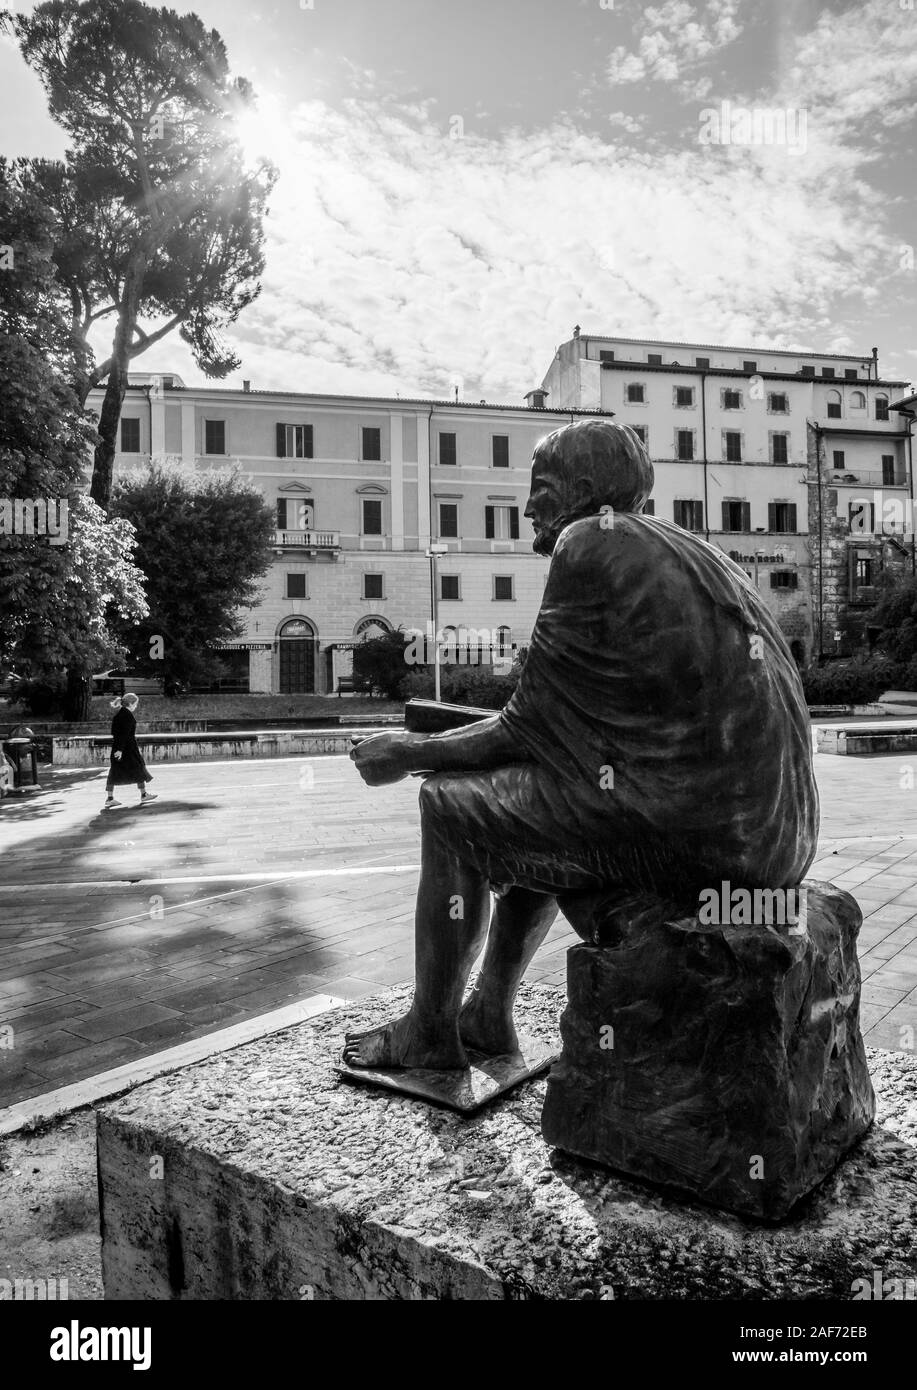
[108,707,152,786]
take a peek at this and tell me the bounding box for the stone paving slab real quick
[1,748,917,1109]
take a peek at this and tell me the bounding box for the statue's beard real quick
[532,507,589,556]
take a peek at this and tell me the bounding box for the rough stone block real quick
[96,984,915,1300]
[541,881,876,1221]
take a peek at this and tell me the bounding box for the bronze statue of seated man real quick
[346,419,818,1071]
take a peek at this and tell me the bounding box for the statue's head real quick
[525,420,654,556]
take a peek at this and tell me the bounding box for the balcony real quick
[274,529,340,550]
[826,469,906,488]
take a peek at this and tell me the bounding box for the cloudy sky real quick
[2,0,916,401]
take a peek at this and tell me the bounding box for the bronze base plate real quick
[335,1033,559,1114]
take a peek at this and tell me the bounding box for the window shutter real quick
[485,506,495,539]
[510,508,519,540]
[694,502,704,531]
[742,502,751,531]
[787,503,797,532]
[276,424,286,458]
[721,501,731,530]
[304,425,314,459]
[768,503,777,531]
[276,498,287,528]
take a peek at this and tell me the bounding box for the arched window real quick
[850,390,866,409]
[496,625,513,658]
[826,389,842,419]
[354,616,392,642]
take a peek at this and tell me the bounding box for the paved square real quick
[1,745,915,1108]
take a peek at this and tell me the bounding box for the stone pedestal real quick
[542,881,876,1221]
[96,984,916,1300]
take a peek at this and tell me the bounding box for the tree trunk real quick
[90,255,147,511]
[63,665,92,722]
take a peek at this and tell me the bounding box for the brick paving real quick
[1,746,916,1108]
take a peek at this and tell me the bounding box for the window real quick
[674,500,704,532]
[822,367,836,378]
[277,498,313,530]
[850,555,875,595]
[627,383,645,403]
[599,350,615,363]
[800,365,815,377]
[276,424,314,458]
[631,424,647,447]
[770,571,798,590]
[492,435,509,468]
[826,390,842,419]
[850,391,866,410]
[722,389,742,410]
[768,393,789,413]
[676,429,695,461]
[496,625,513,657]
[648,353,663,365]
[361,498,383,535]
[771,433,789,464]
[439,432,457,466]
[440,574,460,601]
[724,431,742,463]
[438,502,459,538]
[695,356,710,368]
[485,504,520,540]
[642,499,655,516]
[768,502,797,533]
[844,369,858,380]
[362,427,382,461]
[832,451,846,470]
[743,360,757,373]
[120,417,141,452]
[493,576,514,601]
[876,396,889,421]
[363,573,383,599]
[204,419,226,454]
[674,386,695,408]
[849,500,875,534]
[286,574,307,599]
[882,455,896,486]
[722,500,751,532]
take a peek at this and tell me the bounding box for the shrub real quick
[402,664,518,709]
[801,657,902,706]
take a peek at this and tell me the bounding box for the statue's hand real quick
[349,731,425,785]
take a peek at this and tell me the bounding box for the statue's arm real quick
[406,713,525,773]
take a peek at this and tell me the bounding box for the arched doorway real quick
[278,617,317,693]
[354,616,393,643]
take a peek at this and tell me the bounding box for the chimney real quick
[525,389,548,410]
[243,379,251,393]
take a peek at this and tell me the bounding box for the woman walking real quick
[103,693,157,811]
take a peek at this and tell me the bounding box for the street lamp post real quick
[426,543,448,702]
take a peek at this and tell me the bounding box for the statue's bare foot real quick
[342,1011,467,1070]
[458,992,519,1056]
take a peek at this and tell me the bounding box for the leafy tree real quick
[0,159,147,716]
[110,461,275,688]
[4,0,276,507]
[351,629,415,700]
[867,575,917,668]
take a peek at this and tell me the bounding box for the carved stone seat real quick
[542,880,876,1221]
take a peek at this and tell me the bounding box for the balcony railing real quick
[274,529,340,549]
[826,469,906,488]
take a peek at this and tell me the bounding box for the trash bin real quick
[2,726,39,789]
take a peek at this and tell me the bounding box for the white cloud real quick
[607,0,745,88]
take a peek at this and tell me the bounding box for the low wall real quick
[815,721,917,756]
[52,728,389,767]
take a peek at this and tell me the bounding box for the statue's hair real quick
[535,420,654,514]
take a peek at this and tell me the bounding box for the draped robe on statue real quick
[421,512,818,904]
